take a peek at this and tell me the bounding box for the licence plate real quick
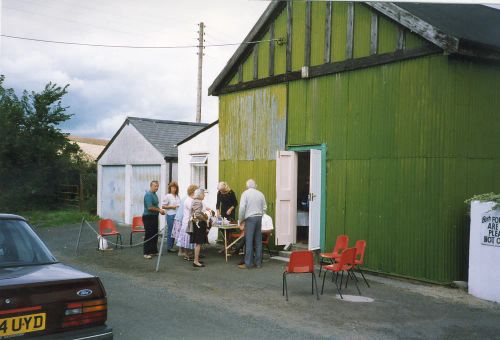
[0,313,46,337]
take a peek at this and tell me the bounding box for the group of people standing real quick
[141,178,268,269]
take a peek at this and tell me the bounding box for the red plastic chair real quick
[262,231,272,257]
[98,219,122,249]
[319,234,349,276]
[130,216,145,245]
[354,240,370,287]
[282,251,319,301]
[321,247,361,299]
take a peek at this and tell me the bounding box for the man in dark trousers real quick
[238,179,267,269]
[143,180,165,259]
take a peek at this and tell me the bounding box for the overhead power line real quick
[0,34,282,49]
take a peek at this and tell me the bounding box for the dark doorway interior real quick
[296,151,310,244]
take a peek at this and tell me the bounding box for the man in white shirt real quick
[238,179,267,269]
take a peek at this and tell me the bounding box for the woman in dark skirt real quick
[190,189,211,267]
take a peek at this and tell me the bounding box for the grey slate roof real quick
[128,117,208,159]
[176,120,218,147]
[397,3,500,50]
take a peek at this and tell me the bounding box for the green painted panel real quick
[286,54,500,282]
[291,1,306,71]
[353,3,371,59]
[310,1,326,66]
[219,159,277,247]
[242,51,254,82]
[258,31,270,79]
[228,73,238,86]
[346,67,373,159]
[378,16,397,54]
[274,8,287,75]
[465,60,500,158]
[331,1,348,62]
[405,30,427,49]
[219,84,286,161]
[326,160,346,251]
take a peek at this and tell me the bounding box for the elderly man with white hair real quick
[238,179,267,269]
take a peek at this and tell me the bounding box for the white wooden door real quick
[308,149,322,250]
[275,151,298,245]
[101,166,126,222]
[131,165,161,219]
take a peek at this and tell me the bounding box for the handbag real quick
[186,220,194,234]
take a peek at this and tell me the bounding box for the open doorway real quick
[275,148,323,251]
[296,151,310,245]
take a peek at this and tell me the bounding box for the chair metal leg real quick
[351,270,362,295]
[334,277,343,299]
[284,274,288,301]
[313,273,319,300]
[345,269,350,289]
[311,273,314,294]
[282,272,285,296]
[339,271,344,292]
[358,267,370,287]
[319,258,323,277]
[267,244,272,258]
[130,232,133,246]
[321,270,327,294]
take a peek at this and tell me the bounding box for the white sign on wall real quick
[469,201,500,303]
[480,213,500,247]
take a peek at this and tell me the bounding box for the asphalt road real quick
[35,223,500,340]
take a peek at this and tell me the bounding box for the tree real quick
[0,75,83,210]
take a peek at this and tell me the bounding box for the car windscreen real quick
[0,219,57,267]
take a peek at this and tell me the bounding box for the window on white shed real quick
[190,155,208,190]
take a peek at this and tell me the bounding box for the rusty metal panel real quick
[219,84,286,161]
[101,166,125,222]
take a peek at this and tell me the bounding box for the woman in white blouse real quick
[161,181,181,252]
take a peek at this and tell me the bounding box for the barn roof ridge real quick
[208,2,500,96]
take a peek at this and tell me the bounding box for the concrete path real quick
[35,223,500,339]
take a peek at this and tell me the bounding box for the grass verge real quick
[15,208,99,227]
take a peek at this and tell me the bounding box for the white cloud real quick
[0,0,268,138]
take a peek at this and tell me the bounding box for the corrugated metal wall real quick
[216,1,498,283]
[219,84,287,236]
[287,54,500,283]
[101,166,126,222]
[225,2,428,83]
[219,85,286,161]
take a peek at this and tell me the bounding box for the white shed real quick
[176,120,219,210]
[97,117,207,226]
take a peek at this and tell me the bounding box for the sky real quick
[0,0,269,139]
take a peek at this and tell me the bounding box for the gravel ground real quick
[34,222,500,340]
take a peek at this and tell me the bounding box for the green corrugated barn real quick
[208,2,500,283]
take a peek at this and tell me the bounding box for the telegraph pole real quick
[196,22,205,123]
